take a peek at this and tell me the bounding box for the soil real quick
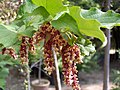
[48,70,115,90]
[6,62,118,90]
[79,70,114,90]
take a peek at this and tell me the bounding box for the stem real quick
[25,47,30,90]
[39,59,42,83]
[27,63,31,90]
[52,46,61,90]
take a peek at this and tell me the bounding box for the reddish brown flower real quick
[28,37,36,54]
[61,44,82,90]
[20,36,29,64]
[2,47,18,59]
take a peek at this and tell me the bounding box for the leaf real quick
[0,61,12,67]
[26,15,43,27]
[0,68,9,90]
[0,78,6,90]
[81,7,120,29]
[0,68,9,78]
[52,13,81,36]
[32,0,67,16]
[77,38,95,56]
[18,26,35,37]
[17,0,37,18]
[17,16,43,37]
[32,6,50,20]
[68,6,107,46]
[0,24,18,47]
[18,25,26,33]
[0,55,15,65]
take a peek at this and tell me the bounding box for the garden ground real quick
[49,70,115,90]
[6,61,118,90]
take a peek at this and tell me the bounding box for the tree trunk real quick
[103,29,111,90]
[102,0,111,90]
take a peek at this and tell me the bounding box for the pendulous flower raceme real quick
[62,44,82,90]
[2,47,18,59]
[19,36,29,64]
[1,22,83,90]
[20,36,36,64]
[38,23,83,90]
[43,39,55,75]
[31,23,83,90]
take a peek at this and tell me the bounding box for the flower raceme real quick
[19,36,29,64]
[2,47,18,59]
[2,22,83,90]
[38,23,83,90]
[62,44,82,90]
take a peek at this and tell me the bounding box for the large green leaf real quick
[32,6,50,20]
[52,13,82,36]
[0,24,18,47]
[81,7,120,29]
[32,0,67,16]
[68,6,107,46]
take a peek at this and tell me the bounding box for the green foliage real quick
[81,7,120,29]
[1,0,120,48]
[112,88,120,90]
[2,0,120,47]
[68,6,106,46]
[0,24,18,47]
[111,69,120,90]
[0,54,20,89]
[18,0,37,16]
[77,54,100,72]
[77,49,103,72]
[52,13,81,36]
[32,0,67,16]
[32,7,50,20]
[31,0,108,45]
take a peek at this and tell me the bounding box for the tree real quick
[0,0,120,90]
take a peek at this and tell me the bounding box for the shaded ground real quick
[6,62,118,90]
[48,70,115,90]
[6,69,115,90]
[79,70,114,90]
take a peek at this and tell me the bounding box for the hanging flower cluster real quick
[19,36,37,64]
[19,36,29,64]
[43,39,54,75]
[36,23,82,90]
[62,44,82,90]
[2,47,18,59]
[38,23,68,75]
[1,22,83,90]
